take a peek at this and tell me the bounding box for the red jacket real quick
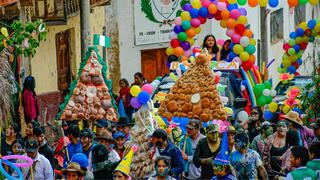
[117,87,131,108]
[23,89,39,121]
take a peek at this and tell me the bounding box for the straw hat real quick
[285,111,303,126]
[62,162,85,176]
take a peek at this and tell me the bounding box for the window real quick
[270,9,284,44]
[294,5,306,27]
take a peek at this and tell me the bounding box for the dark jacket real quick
[39,141,54,169]
[193,138,220,179]
[158,141,185,179]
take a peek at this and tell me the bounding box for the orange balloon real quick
[174,47,184,57]
[220,20,227,28]
[248,55,256,64]
[221,10,230,20]
[287,0,298,7]
[186,28,196,38]
[248,0,258,7]
[243,29,253,38]
[226,19,237,29]
[208,4,218,14]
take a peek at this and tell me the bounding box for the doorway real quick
[56,30,71,98]
[141,48,169,82]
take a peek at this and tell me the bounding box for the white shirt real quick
[13,153,54,180]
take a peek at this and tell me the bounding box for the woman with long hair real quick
[220,39,231,61]
[22,76,39,123]
[131,72,146,87]
[202,35,221,61]
[248,106,264,142]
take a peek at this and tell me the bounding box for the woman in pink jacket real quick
[22,76,39,123]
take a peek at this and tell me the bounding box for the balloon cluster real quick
[130,84,153,109]
[230,0,318,7]
[280,19,320,75]
[253,81,277,107]
[166,0,257,71]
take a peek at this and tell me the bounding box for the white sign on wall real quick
[133,0,182,45]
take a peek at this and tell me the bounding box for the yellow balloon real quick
[169,72,178,81]
[260,0,268,7]
[282,105,290,114]
[181,11,191,21]
[130,85,141,97]
[194,27,201,34]
[187,38,195,46]
[295,37,302,44]
[220,20,227,28]
[249,38,256,46]
[309,0,319,5]
[191,0,202,9]
[166,47,174,55]
[224,107,234,115]
[282,59,291,68]
[233,44,244,54]
[299,22,308,30]
[269,102,278,113]
[315,24,320,33]
[237,16,247,24]
[1,27,8,37]
[228,0,237,3]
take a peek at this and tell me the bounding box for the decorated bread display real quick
[57,47,118,122]
[158,51,227,121]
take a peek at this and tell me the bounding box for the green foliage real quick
[0,19,47,57]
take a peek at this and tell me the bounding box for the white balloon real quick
[237,111,249,122]
[216,71,222,77]
[241,85,246,91]
[240,36,250,47]
[169,32,177,40]
[262,89,271,96]
[151,82,157,90]
[270,90,277,97]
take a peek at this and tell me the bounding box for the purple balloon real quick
[166,60,171,68]
[180,41,191,50]
[207,13,215,19]
[130,97,142,109]
[174,25,183,34]
[183,4,193,11]
[239,8,247,16]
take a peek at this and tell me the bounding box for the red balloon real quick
[235,24,246,35]
[292,62,299,69]
[304,29,311,36]
[198,16,207,24]
[170,39,180,48]
[192,47,201,53]
[283,43,291,51]
[241,61,253,71]
[300,42,308,50]
[215,11,222,20]
[294,72,300,76]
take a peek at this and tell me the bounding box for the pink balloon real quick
[226,29,234,37]
[190,18,201,28]
[217,2,227,11]
[230,9,240,20]
[174,17,182,25]
[217,39,225,46]
[184,49,191,57]
[202,0,211,7]
[234,57,242,64]
[231,34,241,43]
[142,84,153,95]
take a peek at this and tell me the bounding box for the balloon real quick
[237,111,249,122]
[202,0,211,7]
[170,39,180,48]
[226,19,237,29]
[235,24,246,35]
[269,0,279,7]
[142,84,153,95]
[190,18,201,27]
[283,43,291,51]
[254,84,265,95]
[181,11,191,21]
[248,55,256,64]
[309,0,319,5]
[231,33,241,43]
[240,36,250,47]
[264,81,272,89]
[187,37,195,45]
[289,32,297,39]
[264,111,273,120]
[296,28,305,36]
[237,0,247,6]
[245,45,256,54]
[178,32,188,41]
[248,0,258,7]
[208,4,218,14]
[241,61,253,71]
[130,97,142,109]
[180,41,191,50]
[191,0,202,9]
[194,27,202,34]
[257,95,267,106]
[198,16,207,24]
[250,38,256,45]
[262,89,271,96]
[137,91,150,104]
[166,47,174,55]
[293,45,300,53]
[130,85,141,97]
[237,16,247,24]
[183,3,193,11]
[233,44,244,54]
[186,28,196,37]
[288,48,296,56]
[199,7,209,17]
[169,32,177,40]
[308,19,317,29]
[217,2,227,11]
[287,65,297,74]
[174,17,182,25]
[288,0,298,7]
[221,10,230,20]
[269,102,278,112]
[220,20,227,28]
[174,47,184,57]
[228,3,238,11]
[190,8,199,18]
[240,52,249,61]
[228,0,237,3]
[0,27,8,37]
[260,0,268,7]
[243,29,253,38]
[184,49,191,57]
[226,28,235,37]
[238,8,247,16]
[230,9,240,19]
[181,20,191,30]
[282,105,290,114]
[174,25,183,34]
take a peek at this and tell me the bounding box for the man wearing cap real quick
[71,153,94,180]
[62,162,85,180]
[180,119,205,179]
[95,130,120,163]
[152,129,185,179]
[13,139,54,180]
[80,128,96,158]
[113,131,126,159]
[286,110,314,148]
[117,116,134,141]
[193,124,221,179]
[34,127,54,169]
[227,126,236,153]
[95,119,110,137]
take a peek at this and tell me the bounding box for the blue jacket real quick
[158,141,185,179]
[63,140,83,168]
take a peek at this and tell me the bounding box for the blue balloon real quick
[228,51,236,60]
[297,58,302,65]
[199,7,208,17]
[308,20,317,29]
[293,45,300,53]
[287,66,296,74]
[228,3,238,11]
[183,4,193,11]
[174,25,183,34]
[269,0,279,8]
[289,32,297,39]
[264,111,273,121]
[180,63,186,72]
[229,43,235,50]
[296,28,305,37]
[190,8,199,18]
[137,91,150,104]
